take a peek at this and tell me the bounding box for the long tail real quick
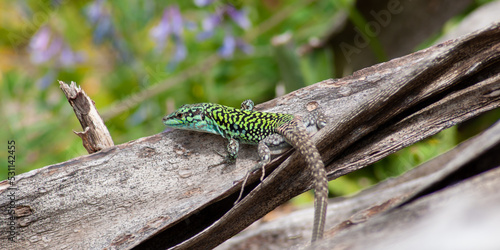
[278,120,328,243]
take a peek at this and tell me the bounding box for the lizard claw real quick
[208,149,236,168]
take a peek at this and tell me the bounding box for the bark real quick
[59,81,114,153]
[1,23,499,250]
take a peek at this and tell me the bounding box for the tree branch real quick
[59,81,114,153]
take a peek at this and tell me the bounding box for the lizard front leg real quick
[225,137,239,163]
[209,137,240,168]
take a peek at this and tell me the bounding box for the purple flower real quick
[235,38,253,54]
[28,26,85,89]
[172,36,187,64]
[150,5,187,63]
[150,10,172,50]
[196,12,222,41]
[226,5,250,30]
[170,6,184,36]
[85,0,114,44]
[218,34,236,58]
[29,26,85,67]
[218,34,253,58]
[193,0,214,7]
[59,46,85,66]
[36,69,56,89]
[202,11,222,32]
[195,3,253,57]
[29,26,60,64]
[198,5,250,38]
[85,0,106,24]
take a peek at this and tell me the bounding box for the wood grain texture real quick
[0,23,499,250]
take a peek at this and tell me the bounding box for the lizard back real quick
[206,104,295,144]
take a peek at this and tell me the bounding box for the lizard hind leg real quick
[234,134,289,204]
[234,140,271,204]
[240,99,255,111]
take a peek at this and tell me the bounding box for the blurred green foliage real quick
[1,0,498,204]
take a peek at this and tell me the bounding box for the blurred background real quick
[1,0,499,201]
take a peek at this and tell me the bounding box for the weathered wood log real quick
[319,121,500,249]
[217,116,500,249]
[0,23,499,250]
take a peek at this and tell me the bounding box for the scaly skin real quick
[163,100,328,243]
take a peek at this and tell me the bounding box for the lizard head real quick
[162,103,218,134]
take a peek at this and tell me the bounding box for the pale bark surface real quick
[1,23,499,250]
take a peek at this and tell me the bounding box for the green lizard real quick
[162,100,328,243]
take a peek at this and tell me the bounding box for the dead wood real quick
[59,81,114,153]
[217,114,500,249]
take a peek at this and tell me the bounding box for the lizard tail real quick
[278,120,328,243]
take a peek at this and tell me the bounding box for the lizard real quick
[162,99,328,243]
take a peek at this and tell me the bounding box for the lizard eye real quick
[176,113,184,119]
